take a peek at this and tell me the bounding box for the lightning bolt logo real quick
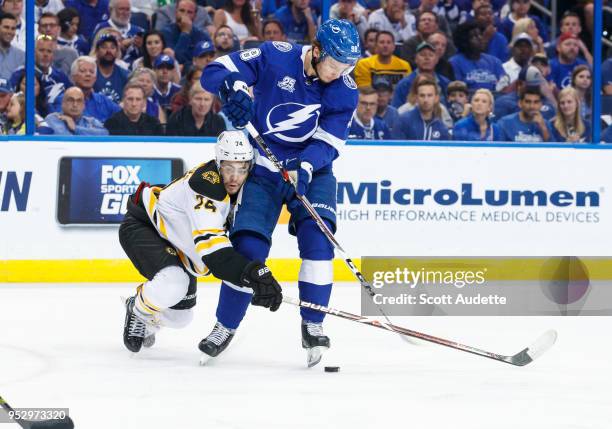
[265,103,322,143]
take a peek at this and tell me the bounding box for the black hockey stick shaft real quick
[244,123,415,344]
[283,296,557,366]
[0,396,74,429]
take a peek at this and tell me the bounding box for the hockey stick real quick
[283,296,558,366]
[0,396,74,429]
[244,122,417,345]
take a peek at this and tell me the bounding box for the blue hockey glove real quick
[219,72,253,129]
[294,162,313,197]
[278,161,313,211]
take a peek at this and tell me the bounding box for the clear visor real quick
[220,163,250,177]
[319,54,355,76]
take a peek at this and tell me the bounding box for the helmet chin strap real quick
[309,48,322,81]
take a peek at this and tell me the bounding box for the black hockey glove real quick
[240,261,283,312]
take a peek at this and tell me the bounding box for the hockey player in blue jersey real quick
[199,19,360,367]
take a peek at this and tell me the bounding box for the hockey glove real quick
[219,72,253,129]
[240,261,283,312]
[279,160,313,211]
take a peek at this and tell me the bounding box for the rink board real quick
[1,141,612,281]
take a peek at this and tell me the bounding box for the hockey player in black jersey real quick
[120,131,283,357]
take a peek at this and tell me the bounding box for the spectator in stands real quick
[64,0,110,40]
[93,34,129,103]
[392,78,449,141]
[427,30,455,80]
[549,87,590,143]
[494,65,555,121]
[603,124,612,144]
[367,0,416,44]
[1,0,25,50]
[392,41,449,108]
[362,28,378,57]
[449,21,507,92]
[16,72,49,119]
[190,40,215,72]
[213,25,238,56]
[0,78,12,133]
[166,85,225,136]
[348,86,390,139]
[603,58,612,96]
[153,54,181,112]
[412,0,452,35]
[262,19,286,42]
[93,0,144,65]
[546,11,592,65]
[446,80,470,122]
[511,17,544,54]
[502,32,534,86]
[474,3,509,62]
[170,67,202,113]
[57,8,90,56]
[570,64,592,122]
[105,83,162,134]
[497,85,552,142]
[132,30,180,82]
[530,52,555,94]
[42,86,108,135]
[154,0,214,36]
[35,0,65,22]
[373,79,399,132]
[453,88,500,140]
[399,11,454,66]
[129,67,166,124]
[498,0,548,43]
[10,35,72,107]
[214,0,262,43]
[4,91,24,135]
[38,12,80,77]
[274,0,317,44]
[160,0,213,65]
[0,13,24,81]
[53,55,120,123]
[330,0,368,40]
[354,31,412,88]
[550,32,587,89]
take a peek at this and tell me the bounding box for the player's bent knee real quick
[161,308,193,329]
[297,219,334,261]
[232,231,271,262]
[143,265,190,309]
[299,259,333,285]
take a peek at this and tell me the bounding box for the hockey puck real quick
[324,366,340,373]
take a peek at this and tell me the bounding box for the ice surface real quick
[0,282,609,429]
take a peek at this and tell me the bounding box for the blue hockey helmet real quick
[315,19,361,66]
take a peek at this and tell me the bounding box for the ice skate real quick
[123,296,147,353]
[198,322,235,365]
[302,320,330,368]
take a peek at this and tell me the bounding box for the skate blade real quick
[306,346,329,368]
[199,354,214,366]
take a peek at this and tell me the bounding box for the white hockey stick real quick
[245,122,418,345]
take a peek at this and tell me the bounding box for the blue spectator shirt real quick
[499,14,548,43]
[52,91,121,123]
[549,57,588,89]
[391,107,450,141]
[602,58,612,90]
[497,111,553,142]
[486,32,510,62]
[40,112,109,135]
[274,6,317,44]
[377,105,399,132]
[161,24,212,65]
[0,45,25,81]
[57,35,90,56]
[146,97,160,119]
[64,0,110,39]
[453,113,501,141]
[94,65,129,103]
[548,118,592,143]
[449,53,507,92]
[153,82,181,111]
[391,71,450,108]
[10,66,72,106]
[602,124,612,143]
[348,115,390,140]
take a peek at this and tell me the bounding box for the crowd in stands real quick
[0,0,610,142]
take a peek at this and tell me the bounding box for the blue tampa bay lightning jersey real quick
[201,41,358,170]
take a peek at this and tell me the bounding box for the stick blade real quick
[28,417,75,429]
[510,329,558,366]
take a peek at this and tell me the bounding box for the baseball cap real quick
[510,32,534,47]
[154,54,176,68]
[518,65,544,85]
[95,33,118,49]
[531,53,549,65]
[416,41,436,53]
[0,78,12,94]
[558,32,579,44]
[373,77,393,92]
[447,80,469,95]
[193,40,215,57]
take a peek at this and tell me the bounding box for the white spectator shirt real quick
[367,9,416,43]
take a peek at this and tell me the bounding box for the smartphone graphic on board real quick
[57,156,184,226]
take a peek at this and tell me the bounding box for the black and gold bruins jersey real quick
[141,160,234,277]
